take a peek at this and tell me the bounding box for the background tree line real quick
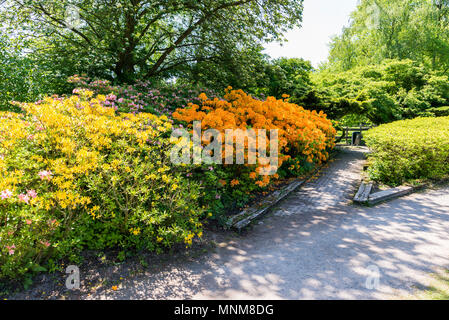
[1,0,449,124]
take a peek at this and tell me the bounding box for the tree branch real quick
[146,0,254,77]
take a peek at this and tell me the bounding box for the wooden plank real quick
[344,127,372,131]
[226,180,306,230]
[368,186,414,205]
[226,150,338,230]
[354,182,373,203]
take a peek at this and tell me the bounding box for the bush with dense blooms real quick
[0,90,204,280]
[68,75,219,115]
[364,117,449,186]
[173,88,336,219]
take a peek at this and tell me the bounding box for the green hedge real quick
[364,117,449,185]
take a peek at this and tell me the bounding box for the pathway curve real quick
[30,147,449,300]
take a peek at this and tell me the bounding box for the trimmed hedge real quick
[364,117,449,185]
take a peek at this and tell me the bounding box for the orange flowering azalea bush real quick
[173,88,336,220]
[0,91,204,280]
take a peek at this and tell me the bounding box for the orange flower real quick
[173,88,336,189]
[230,179,240,187]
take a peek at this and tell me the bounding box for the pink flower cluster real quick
[38,170,53,181]
[6,245,15,255]
[41,241,51,248]
[1,189,12,199]
[18,190,38,204]
[1,189,38,204]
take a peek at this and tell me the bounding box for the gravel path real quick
[10,147,449,300]
[87,147,449,300]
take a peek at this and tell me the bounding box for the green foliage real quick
[307,60,449,123]
[187,45,270,93]
[428,106,449,117]
[179,52,314,101]
[337,114,374,127]
[1,0,305,82]
[327,0,449,73]
[260,57,313,103]
[364,117,449,185]
[0,32,73,112]
[317,0,449,123]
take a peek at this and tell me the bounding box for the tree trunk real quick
[115,10,137,82]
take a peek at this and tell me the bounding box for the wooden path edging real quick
[353,182,373,203]
[226,149,340,231]
[367,186,414,205]
[226,179,307,230]
[353,183,415,206]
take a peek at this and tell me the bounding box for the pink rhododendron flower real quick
[26,219,32,225]
[18,193,30,204]
[27,189,38,199]
[38,170,53,181]
[41,241,51,248]
[6,245,15,254]
[1,189,12,199]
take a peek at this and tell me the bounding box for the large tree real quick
[326,0,449,74]
[1,0,304,82]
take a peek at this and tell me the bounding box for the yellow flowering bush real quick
[0,91,204,279]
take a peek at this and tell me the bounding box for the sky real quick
[264,0,360,67]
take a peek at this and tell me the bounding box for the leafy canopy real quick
[327,0,449,73]
[306,59,449,124]
[1,0,305,82]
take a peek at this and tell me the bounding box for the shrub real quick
[173,88,336,219]
[68,75,220,115]
[307,60,449,124]
[0,90,204,280]
[364,117,449,186]
[428,106,449,117]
